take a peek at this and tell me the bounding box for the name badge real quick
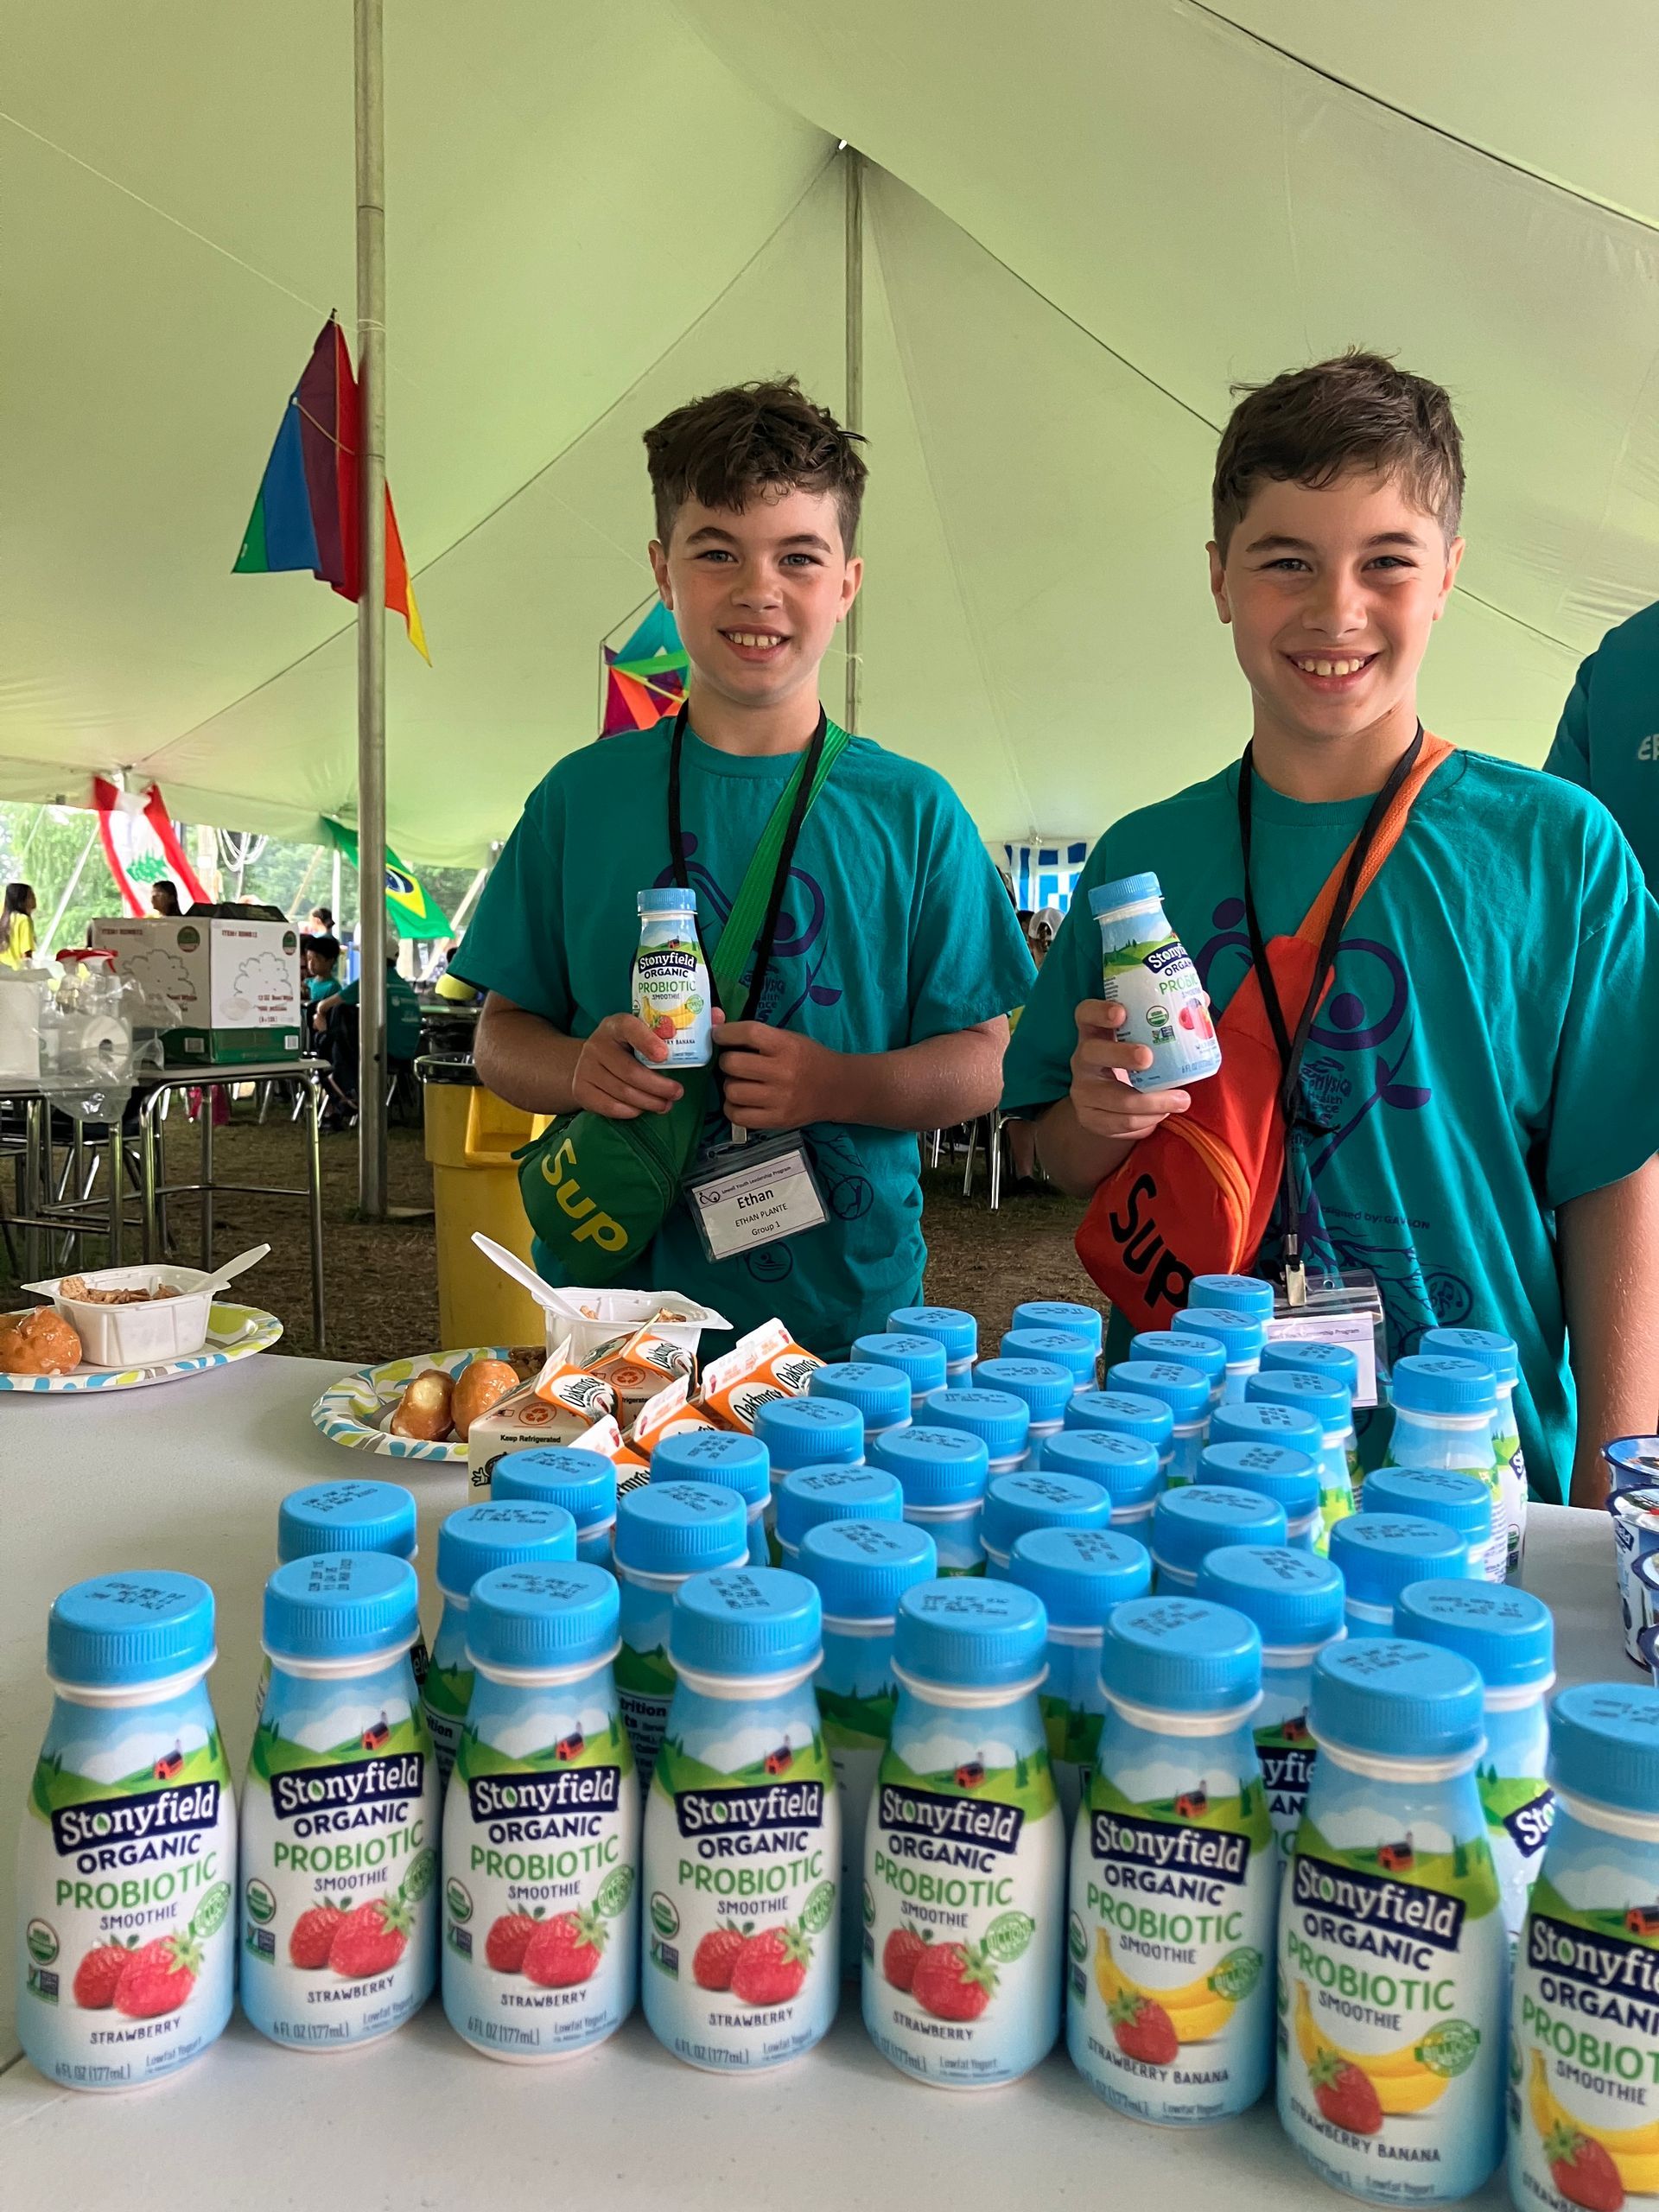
[1263,1267,1384,1407]
[683,1132,829,1262]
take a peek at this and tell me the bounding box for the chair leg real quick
[988,1111,1004,1211]
[928,1128,943,1169]
[962,1117,979,1198]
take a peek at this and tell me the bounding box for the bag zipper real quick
[1164,1116,1254,1270]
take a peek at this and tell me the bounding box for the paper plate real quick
[310,1344,516,1463]
[0,1302,283,1392]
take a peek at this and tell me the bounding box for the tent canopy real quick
[3,1,1656,864]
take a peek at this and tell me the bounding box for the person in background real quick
[1546,601,1659,892]
[308,905,335,938]
[304,932,342,1019]
[1,881,37,969]
[1007,909,1059,1195]
[318,946,421,1128]
[149,879,181,918]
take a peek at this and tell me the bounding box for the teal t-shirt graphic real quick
[1002,749,1659,1501]
[1547,601,1659,892]
[459,718,1034,1357]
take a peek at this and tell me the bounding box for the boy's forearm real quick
[830,1021,1007,1132]
[1032,1095,1136,1198]
[1560,1155,1659,1508]
[474,994,585,1116]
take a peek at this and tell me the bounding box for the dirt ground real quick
[2,1112,1097,1367]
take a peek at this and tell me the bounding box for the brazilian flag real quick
[323,819,450,942]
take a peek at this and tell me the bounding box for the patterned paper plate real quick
[0,1303,283,1392]
[310,1344,515,1463]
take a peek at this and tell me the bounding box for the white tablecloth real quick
[0,1356,1628,2208]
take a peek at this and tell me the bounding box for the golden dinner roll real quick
[0,1307,84,1375]
[388,1368,454,1440]
[452,1357,519,1440]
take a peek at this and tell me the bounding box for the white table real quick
[0,1356,1630,2209]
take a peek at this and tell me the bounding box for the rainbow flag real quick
[602,601,688,734]
[235,319,429,660]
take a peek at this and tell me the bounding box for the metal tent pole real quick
[354,0,388,1217]
[843,145,863,738]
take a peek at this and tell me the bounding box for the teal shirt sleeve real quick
[454,772,575,1030]
[1544,652,1594,789]
[906,791,1035,1039]
[1543,807,1659,1208]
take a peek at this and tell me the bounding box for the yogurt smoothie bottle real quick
[797,1520,938,1977]
[1108,1361,1210,1487]
[641,1567,840,2070]
[241,1554,440,2049]
[1395,1580,1554,1948]
[1246,1369,1358,1541]
[1068,1388,1175,1484]
[852,1332,949,1421]
[632,887,711,1067]
[1259,1338,1363,1485]
[1041,1428,1163,1536]
[16,1573,236,2091]
[1001,1326,1097,1398]
[492,1448,619,1568]
[1180,1305,1267,1405]
[1150,1485,1288,1594]
[888,1305,977,1386]
[1089,872,1222,1090]
[1363,1467,1495,1583]
[810,1363,912,1456]
[754,1394,863,1554]
[1194,1544,1345,1874]
[864,1580,1066,2088]
[423,1502,579,1789]
[775,1464,903,1567]
[1188,1274,1276,1323]
[875,1426,993,1576]
[1069,1596,1275,2125]
[1132,1330,1227,1419]
[1509,1686,1659,2212]
[1212,1400,1331,1548]
[974,1357,1074,1470]
[652,1428,772,1567]
[1278,1639,1508,2204]
[980,1471,1111,1578]
[442,1564,639,2061]
[1384,1355,1504,1580]
[255,1478,423,1720]
[925,1386,1031,1484]
[1011,1300,1103,1370]
[1007,1526,1152,1824]
[613,1482,748,1790]
[1422,1325,1529,1578]
[1198,1440,1323,1552]
[1330,1514,1474,1638]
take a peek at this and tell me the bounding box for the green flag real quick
[322,819,451,942]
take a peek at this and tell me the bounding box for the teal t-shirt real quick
[1002,749,1659,1502]
[340,969,422,1059]
[307,975,341,1007]
[1547,602,1659,891]
[457,717,1034,1357]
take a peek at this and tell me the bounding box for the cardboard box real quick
[90,917,303,1065]
[467,1380,616,1493]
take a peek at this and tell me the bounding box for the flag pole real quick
[354,0,388,1218]
[843,144,863,737]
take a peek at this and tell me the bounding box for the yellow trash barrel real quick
[420,1058,549,1348]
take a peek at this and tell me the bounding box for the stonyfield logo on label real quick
[1293,1852,1464,1950]
[1144,941,1196,981]
[1528,1912,1659,2000]
[466,1768,622,1821]
[1502,1788,1555,1859]
[50,1780,222,1857]
[270,1753,424,1821]
[1091,1808,1249,1884]
[638,950,698,980]
[879,1784,1024,1855]
[674,1780,824,1840]
[1259,1745,1315,1801]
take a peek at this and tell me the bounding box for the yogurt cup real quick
[1610,1486,1659,1663]
[1606,1435,1659,1499]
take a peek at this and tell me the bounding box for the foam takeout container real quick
[22,1263,225,1368]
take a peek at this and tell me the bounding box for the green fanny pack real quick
[517,717,848,1284]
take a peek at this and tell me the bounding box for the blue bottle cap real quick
[798,1520,938,1621]
[649,1428,770,1509]
[1040,1427,1162,1507]
[1102,1596,1262,1713]
[1195,1545,1345,1648]
[670,1567,822,1676]
[638,887,696,913]
[1548,1685,1659,1813]
[1001,1327,1096,1385]
[48,1572,216,1688]
[922,1388,1030,1459]
[1390,1355,1497,1417]
[492,1446,620,1532]
[894,1578,1048,1688]
[1188,1274,1275,1321]
[436,1501,579,1599]
[982,1471,1112,1558]
[1179,1306,1267,1358]
[777,1464,905,1554]
[263,1553,421,1664]
[1131,1332,1226,1387]
[1329,1515,1471,1611]
[1090,871,1162,914]
[277,1480,417,1565]
[753,1394,863,1471]
[1362,1467,1491,1547]
[1008,1526,1151,1626]
[1310,1638,1485,1760]
[1259,1338,1361,1395]
[874,1425,991,1507]
[467,1561,620,1672]
[1106,1361,1209,1423]
[1393,1581,1553,1689]
[1066,1389,1174,1450]
[888,1306,977,1364]
[613,1482,749,1578]
[810,1362,912,1430]
[1247,1369,1351,1431]
[1151,1486,1289,1578]
[973,1357,1074,1426]
[1210,1399,1323,1453]
[1011,1300,1103,1351]
[1198,1441,1320,1523]
[1421,1326,1518,1389]
[852,1334,949,1397]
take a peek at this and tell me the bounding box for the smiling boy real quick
[1003,353,1659,1504]
[462,377,1032,1355]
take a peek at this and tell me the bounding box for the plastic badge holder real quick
[1261,1267,1384,1408]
